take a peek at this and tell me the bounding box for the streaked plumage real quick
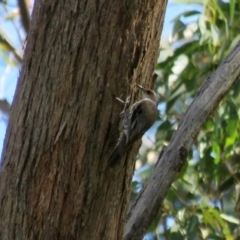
[109,85,158,167]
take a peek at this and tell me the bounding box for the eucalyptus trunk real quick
[0,0,167,239]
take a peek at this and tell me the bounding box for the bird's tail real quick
[108,134,127,167]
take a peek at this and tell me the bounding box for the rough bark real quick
[124,41,240,240]
[0,0,167,239]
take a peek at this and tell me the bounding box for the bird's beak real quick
[137,85,145,91]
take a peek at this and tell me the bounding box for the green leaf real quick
[212,141,220,164]
[172,0,204,4]
[220,213,240,225]
[172,19,186,39]
[202,208,217,231]
[229,0,235,24]
[210,0,229,37]
[209,208,233,239]
[186,215,199,238]
[210,24,220,46]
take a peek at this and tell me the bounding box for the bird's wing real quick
[126,101,143,142]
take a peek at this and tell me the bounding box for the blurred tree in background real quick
[0,0,240,239]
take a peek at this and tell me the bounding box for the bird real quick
[108,85,158,167]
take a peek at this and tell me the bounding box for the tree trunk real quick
[0,0,167,239]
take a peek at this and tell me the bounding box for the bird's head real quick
[137,85,158,102]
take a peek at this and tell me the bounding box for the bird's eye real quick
[146,90,153,94]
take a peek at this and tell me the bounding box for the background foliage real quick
[134,0,240,239]
[0,0,239,239]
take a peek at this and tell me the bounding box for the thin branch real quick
[123,41,240,240]
[0,35,23,64]
[0,99,11,115]
[17,0,30,34]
